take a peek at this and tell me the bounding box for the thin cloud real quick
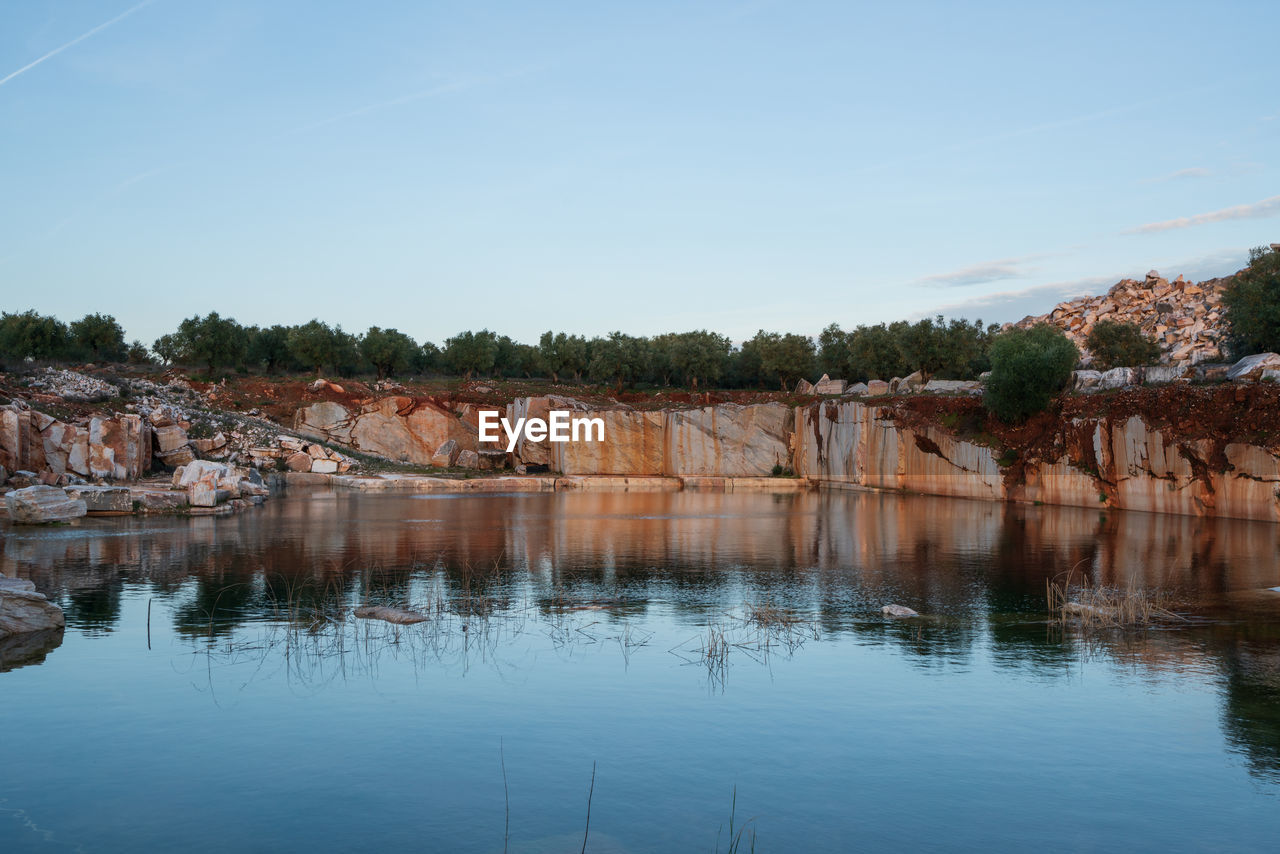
[917,259,1028,288]
[915,252,1057,288]
[0,0,157,89]
[925,277,1112,323]
[1124,194,1280,234]
[1145,166,1211,183]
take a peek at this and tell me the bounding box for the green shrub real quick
[1222,245,1280,358]
[1085,320,1160,370]
[983,324,1079,422]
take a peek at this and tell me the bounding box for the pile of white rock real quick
[246,435,355,473]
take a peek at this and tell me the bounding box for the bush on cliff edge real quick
[1222,245,1280,359]
[984,324,1079,423]
[1085,319,1159,370]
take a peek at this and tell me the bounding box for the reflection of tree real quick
[62,583,123,635]
[173,576,258,637]
[1219,636,1280,783]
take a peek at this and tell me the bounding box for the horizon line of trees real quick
[3,246,1275,395]
[0,309,1007,389]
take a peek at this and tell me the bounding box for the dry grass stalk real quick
[1047,574,1184,629]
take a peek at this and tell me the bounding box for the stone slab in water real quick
[0,577,66,637]
[4,485,87,524]
[65,484,133,513]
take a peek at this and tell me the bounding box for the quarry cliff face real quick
[289,390,1280,523]
[793,399,1280,523]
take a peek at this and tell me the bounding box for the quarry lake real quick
[3,489,1280,853]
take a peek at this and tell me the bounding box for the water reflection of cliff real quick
[3,490,1280,777]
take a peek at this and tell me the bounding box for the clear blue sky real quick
[2,0,1278,347]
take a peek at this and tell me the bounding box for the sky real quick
[2,0,1278,348]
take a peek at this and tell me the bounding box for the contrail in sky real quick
[0,0,157,89]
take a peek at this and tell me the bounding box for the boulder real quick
[431,439,460,468]
[191,432,227,455]
[922,379,982,395]
[1072,370,1102,391]
[864,380,890,396]
[157,446,196,467]
[285,452,313,471]
[794,378,815,395]
[177,460,234,488]
[188,481,218,507]
[1098,367,1140,389]
[814,374,848,395]
[899,370,924,391]
[64,485,133,514]
[881,604,920,618]
[310,459,338,474]
[152,424,189,453]
[138,491,187,511]
[845,382,870,396]
[0,577,66,637]
[478,450,508,471]
[455,450,481,469]
[1144,365,1189,385]
[8,470,38,489]
[4,485,87,524]
[1227,353,1280,382]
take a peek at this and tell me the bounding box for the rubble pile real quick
[1015,270,1228,365]
[28,368,121,401]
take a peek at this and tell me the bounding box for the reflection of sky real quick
[2,491,1280,852]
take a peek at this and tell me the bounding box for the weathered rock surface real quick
[1226,353,1280,382]
[4,485,87,524]
[1,405,150,481]
[814,374,848,395]
[881,604,919,618]
[921,379,982,395]
[546,402,792,477]
[64,485,133,514]
[430,439,460,468]
[794,400,1003,501]
[294,396,478,466]
[795,400,1280,522]
[0,577,66,637]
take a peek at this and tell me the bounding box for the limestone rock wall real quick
[293,396,480,465]
[794,400,1004,501]
[795,401,1280,523]
[543,401,793,477]
[0,405,150,481]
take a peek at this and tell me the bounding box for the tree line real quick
[0,309,1009,389]
[3,246,1275,399]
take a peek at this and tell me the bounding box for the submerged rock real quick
[4,485,87,524]
[881,604,919,618]
[354,605,429,625]
[0,577,66,637]
[0,626,65,672]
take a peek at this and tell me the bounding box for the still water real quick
[2,489,1279,853]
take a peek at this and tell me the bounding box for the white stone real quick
[1227,353,1280,381]
[4,485,87,524]
[0,577,66,637]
